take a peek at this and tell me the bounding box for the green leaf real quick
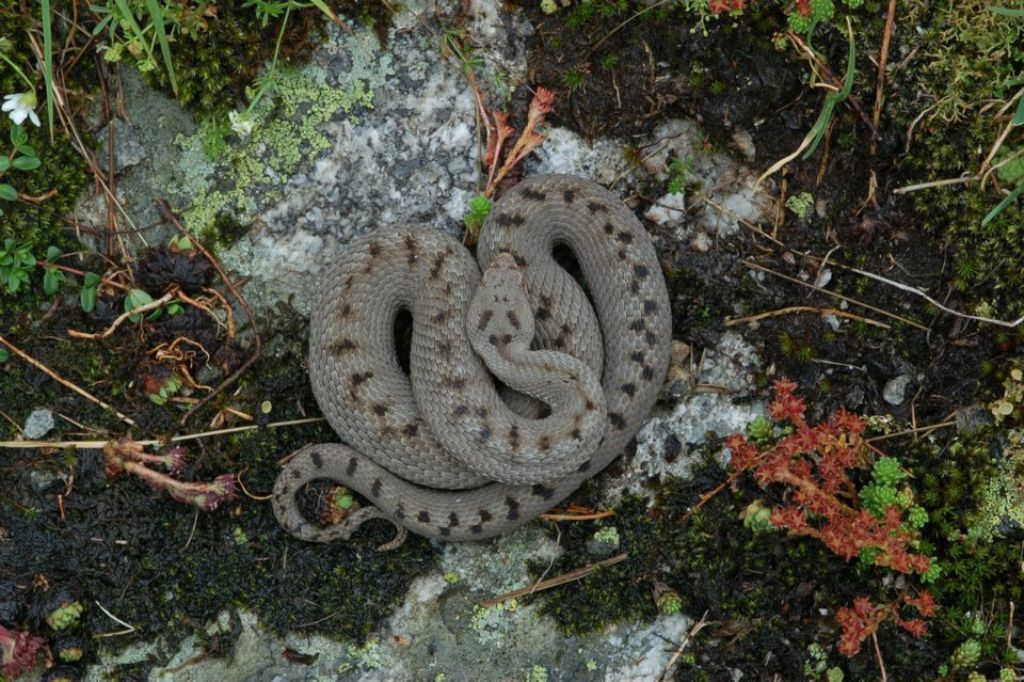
[124,288,155,321]
[1014,94,1024,127]
[145,0,178,96]
[0,156,10,172]
[83,272,101,288]
[80,283,98,312]
[13,156,41,171]
[41,0,55,135]
[0,184,17,201]
[9,125,27,146]
[16,144,35,158]
[43,267,65,295]
[982,181,1024,227]
[987,5,1024,16]
[0,347,9,363]
[166,301,183,316]
[45,245,61,261]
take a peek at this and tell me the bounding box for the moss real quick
[172,36,387,239]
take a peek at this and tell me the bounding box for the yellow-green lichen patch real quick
[172,30,390,245]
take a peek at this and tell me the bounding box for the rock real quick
[955,404,992,435]
[731,128,756,162]
[644,192,687,227]
[883,375,912,406]
[95,119,147,173]
[689,231,712,253]
[23,408,55,439]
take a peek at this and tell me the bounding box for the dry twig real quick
[481,553,628,607]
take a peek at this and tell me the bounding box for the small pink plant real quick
[0,624,43,679]
[104,440,238,511]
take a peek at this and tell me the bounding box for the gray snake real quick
[272,175,671,544]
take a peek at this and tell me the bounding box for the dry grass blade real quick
[727,305,890,329]
[480,553,628,607]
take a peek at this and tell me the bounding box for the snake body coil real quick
[273,175,671,543]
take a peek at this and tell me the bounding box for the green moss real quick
[173,36,386,239]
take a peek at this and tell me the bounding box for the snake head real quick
[467,253,535,353]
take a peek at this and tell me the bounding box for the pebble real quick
[23,408,55,439]
[882,375,911,406]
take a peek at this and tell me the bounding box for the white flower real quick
[228,110,255,137]
[2,91,40,127]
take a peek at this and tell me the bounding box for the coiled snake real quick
[272,175,671,545]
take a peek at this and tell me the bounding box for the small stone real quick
[955,404,992,435]
[883,375,911,406]
[644,192,686,227]
[23,408,55,439]
[689,231,712,253]
[95,119,147,173]
[731,128,756,162]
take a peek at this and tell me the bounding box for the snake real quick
[272,174,671,546]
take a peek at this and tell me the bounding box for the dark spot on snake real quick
[311,450,324,468]
[664,434,682,463]
[371,478,382,497]
[603,222,615,235]
[514,254,527,267]
[477,309,493,331]
[342,275,354,290]
[629,319,645,332]
[404,234,418,265]
[617,232,634,244]
[553,335,566,349]
[621,382,637,396]
[449,377,467,390]
[536,306,550,321]
[479,509,493,522]
[488,333,499,345]
[279,484,290,495]
[395,505,406,519]
[439,527,451,537]
[340,303,352,318]
[479,426,492,441]
[291,468,302,479]
[476,407,489,418]
[578,459,592,472]
[644,299,659,314]
[403,423,419,436]
[509,425,520,450]
[330,338,357,354]
[571,428,582,439]
[642,365,655,381]
[454,404,470,417]
[563,189,576,203]
[585,399,596,411]
[372,403,389,416]
[439,340,453,357]
[430,252,446,279]
[634,264,649,279]
[532,484,555,500]
[617,249,627,260]
[538,405,552,418]
[470,524,483,534]
[630,280,641,294]
[587,201,608,213]
[417,510,431,523]
[505,496,520,520]
[368,241,382,257]
[346,457,358,475]
[538,436,551,451]
[506,310,521,329]
[522,188,546,201]
[631,351,644,363]
[609,412,627,430]
[645,331,658,346]
[433,309,450,323]
[448,512,460,527]
[351,371,373,385]
[502,333,513,344]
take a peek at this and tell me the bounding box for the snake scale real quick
[272,174,671,545]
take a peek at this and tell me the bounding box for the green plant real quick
[0,124,41,215]
[562,68,586,93]
[0,238,35,294]
[464,194,493,234]
[667,157,691,195]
